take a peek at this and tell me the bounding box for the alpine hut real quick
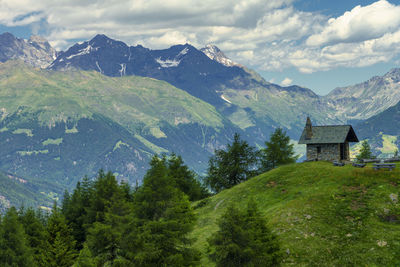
[298,117,359,161]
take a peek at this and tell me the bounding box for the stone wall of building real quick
[307,143,341,161]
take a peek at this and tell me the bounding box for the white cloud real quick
[0,0,400,75]
[306,0,400,46]
[281,77,293,86]
[253,0,400,73]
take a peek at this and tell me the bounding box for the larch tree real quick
[261,128,297,171]
[206,133,259,193]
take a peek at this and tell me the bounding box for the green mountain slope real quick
[0,60,238,190]
[0,60,224,130]
[219,82,338,137]
[192,162,400,266]
[0,170,58,212]
[352,100,400,157]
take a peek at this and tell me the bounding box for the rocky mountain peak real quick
[0,32,57,68]
[384,68,400,81]
[200,44,239,67]
[90,34,112,44]
[29,35,48,44]
[0,32,17,43]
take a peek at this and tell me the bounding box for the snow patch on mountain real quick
[66,45,98,59]
[200,44,239,67]
[221,95,232,104]
[119,63,126,76]
[177,47,189,57]
[96,61,103,73]
[156,58,180,68]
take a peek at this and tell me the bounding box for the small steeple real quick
[305,117,313,140]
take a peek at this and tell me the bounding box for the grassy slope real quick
[192,162,400,266]
[0,60,223,137]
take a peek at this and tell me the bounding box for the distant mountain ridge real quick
[0,32,57,68]
[325,68,400,121]
[49,34,249,106]
[48,34,340,139]
[50,34,400,126]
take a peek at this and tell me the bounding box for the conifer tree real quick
[208,201,282,266]
[86,170,120,224]
[74,243,95,267]
[244,199,282,265]
[123,155,200,266]
[167,153,209,201]
[0,207,34,267]
[18,208,49,266]
[206,133,259,193]
[62,176,93,250]
[85,179,132,265]
[261,128,297,171]
[357,140,373,161]
[45,204,77,267]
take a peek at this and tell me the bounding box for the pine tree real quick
[74,243,95,267]
[45,204,77,267]
[167,153,209,201]
[208,201,282,267]
[122,155,200,266]
[62,176,94,250]
[86,171,120,225]
[18,208,49,266]
[261,128,297,171]
[85,180,132,265]
[244,199,282,266]
[206,133,259,193]
[0,207,34,267]
[357,140,373,161]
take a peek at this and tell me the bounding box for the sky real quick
[1,0,400,95]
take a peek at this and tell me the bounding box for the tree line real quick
[0,128,296,266]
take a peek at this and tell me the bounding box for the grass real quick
[134,134,168,154]
[12,128,33,137]
[191,161,400,266]
[381,134,398,154]
[113,140,129,151]
[65,125,78,133]
[42,138,63,146]
[17,150,49,156]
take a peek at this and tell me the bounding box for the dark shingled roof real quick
[298,125,359,144]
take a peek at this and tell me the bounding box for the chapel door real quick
[340,143,345,160]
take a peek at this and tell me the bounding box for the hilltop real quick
[191,162,400,266]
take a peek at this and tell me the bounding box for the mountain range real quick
[0,31,399,208]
